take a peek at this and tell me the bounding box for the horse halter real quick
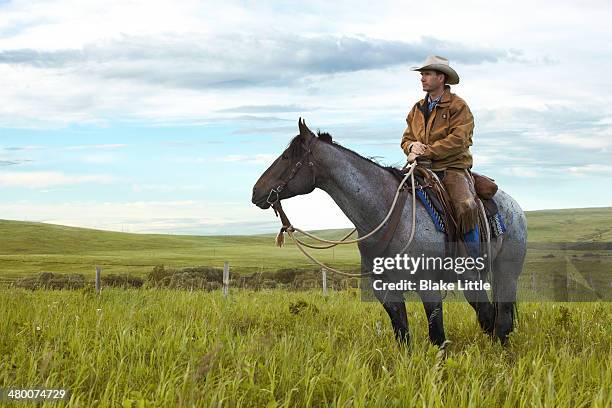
[266,137,317,206]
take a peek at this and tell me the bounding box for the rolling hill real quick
[0,207,610,279]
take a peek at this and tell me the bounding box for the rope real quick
[288,162,417,245]
[278,162,419,277]
[398,167,417,255]
[286,229,368,277]
[292,228,357,249]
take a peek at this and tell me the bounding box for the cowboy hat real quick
[411,55,459,85]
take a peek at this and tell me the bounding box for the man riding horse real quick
[401,55,480,259]
[252,54,526,346]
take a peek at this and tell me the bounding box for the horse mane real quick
[286,129,398,174]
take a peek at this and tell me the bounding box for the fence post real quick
[322,268,328,296]
[95,266,102,294]
[223,261,229,297]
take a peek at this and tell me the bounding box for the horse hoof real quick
[440,340,452,350]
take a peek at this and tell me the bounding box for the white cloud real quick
[552,133,611,150]
[217,154,277,165]
[0,145,44,151]
[0,0,611,232]
[64,144,127,150]
[0,199,286,235]
[1,0,607,129]
[567,164,612,176]
[0,171,114,188]
[131,184,207,193]
[500,167,541,178]
[78,154,119,164]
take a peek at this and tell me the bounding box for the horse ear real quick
[298,117,314,138]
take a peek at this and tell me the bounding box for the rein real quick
[270,161,418,278]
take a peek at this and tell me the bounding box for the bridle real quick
[266,136,317,207]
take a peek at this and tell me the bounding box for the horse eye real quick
[282,154,288,160]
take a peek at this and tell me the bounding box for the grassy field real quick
[0,208,610,406]
[1,289,610,407]
[0,221,361,279]
[1,207,611,280]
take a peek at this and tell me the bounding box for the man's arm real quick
[422,102,474,160]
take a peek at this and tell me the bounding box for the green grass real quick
[0,220,361,279]
[1,207,611,280]
[0,209,610,406]
[0,289,609,407]
[525,207,612,242]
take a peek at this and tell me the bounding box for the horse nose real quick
[251,186,258,202]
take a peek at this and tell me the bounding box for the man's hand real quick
[410,142,427,155]
[408,152,419,163]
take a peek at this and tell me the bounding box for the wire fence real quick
[1,243,610,301]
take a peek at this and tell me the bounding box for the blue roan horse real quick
[252,119,527,346]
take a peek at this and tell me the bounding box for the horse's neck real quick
[314,142,401,234]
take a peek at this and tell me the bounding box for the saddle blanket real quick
[415,176,506,237]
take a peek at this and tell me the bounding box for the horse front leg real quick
[492,264,519,345]
[492,244,524,345]
[417,289,446,346]
[460,266,496,335]
[372,285,410,346]
[463,288,496,335]
[382,300,410,345]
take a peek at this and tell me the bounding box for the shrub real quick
[15,272,85,290]
[101,274,144,288]
[147,265,225,290]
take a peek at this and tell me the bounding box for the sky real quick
[0,0,611,235]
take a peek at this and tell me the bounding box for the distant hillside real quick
[524,207,612,242]
[0,207,610,278]
[0,220,361,278]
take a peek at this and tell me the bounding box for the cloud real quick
[0,158,34,167]
[78,154,119,164]
[2,145,43,151]
[131,184,207,193]
[0,160,25,166]
[231,126,297,135]
[64,143,127,150]
[161,140,224,147]
[0,199,285,235]
[225,115,294,122]
[567,164,612,176]
[0,33,511,89]
[216,154,277,165]
[0,171,114,188]
[217,104,317,113]
[0,0,609,231]
[499,166,542,178]
[171,154,278,166]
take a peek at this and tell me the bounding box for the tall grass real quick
[1,288,610,407]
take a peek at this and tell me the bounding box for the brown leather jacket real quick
[401,85,474,171]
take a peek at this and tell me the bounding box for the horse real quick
[252,118,527,346]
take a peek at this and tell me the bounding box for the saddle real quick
[381,162,506,257]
